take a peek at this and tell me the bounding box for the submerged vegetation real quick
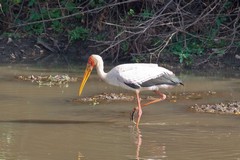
[0,0,239,68]
[16,74,78,87]
[191,101,240,115]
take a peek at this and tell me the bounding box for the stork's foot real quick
[130,106,142,128]
[130,107,137,123]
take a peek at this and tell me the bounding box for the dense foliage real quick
[0,0,239,67]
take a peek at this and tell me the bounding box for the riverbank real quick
[0,36,239,71]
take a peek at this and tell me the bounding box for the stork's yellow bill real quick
[78,64,93,96]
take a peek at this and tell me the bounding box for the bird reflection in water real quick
[130,126,167,160]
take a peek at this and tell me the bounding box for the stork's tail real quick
[170,74,184,86]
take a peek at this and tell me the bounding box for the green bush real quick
[68,27,89,42]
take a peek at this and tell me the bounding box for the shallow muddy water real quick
[0,65,239,160]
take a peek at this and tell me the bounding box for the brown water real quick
[0,65,239,160]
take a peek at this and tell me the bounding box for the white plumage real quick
[79,54,183,128]
[106,63,176,91]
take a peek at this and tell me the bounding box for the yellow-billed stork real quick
[79,54,183,127]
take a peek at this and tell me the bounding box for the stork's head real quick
[78,55,100,96]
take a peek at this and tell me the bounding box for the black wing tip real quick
[124,82,140,89]
[179,82,184,86]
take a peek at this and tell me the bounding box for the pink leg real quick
[135,90,142,128]
[131,90,166,122]
[142,91,166,107]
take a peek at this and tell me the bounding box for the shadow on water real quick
[0,119,113,125]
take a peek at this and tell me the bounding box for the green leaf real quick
[141,9,153,20]
[49,9,61,18]
[65,2,76,12]
[51,20,63,33]
[68,26,89,41]
[12,0,21,4]
[28,0,35,6]
[29,10,41,21]
[127,9,135,16]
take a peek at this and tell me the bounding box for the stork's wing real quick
[116,64,175,89]
[140,73,182,87]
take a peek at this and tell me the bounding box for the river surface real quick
[0,65,239,160]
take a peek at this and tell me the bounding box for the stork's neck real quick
[95,59,107,80]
